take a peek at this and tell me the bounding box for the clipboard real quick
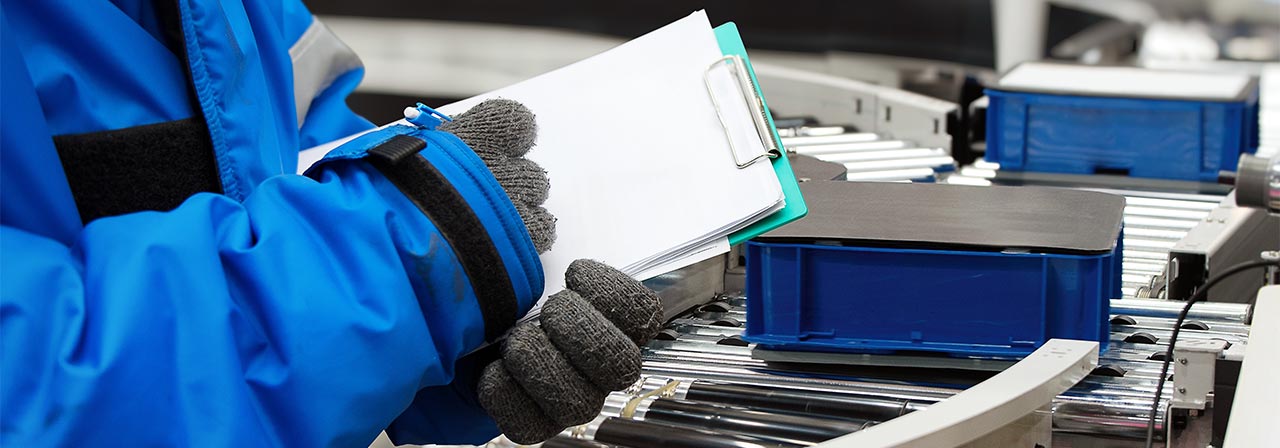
[713,23,808,245]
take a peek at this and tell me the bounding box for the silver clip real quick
[704,54,782,169]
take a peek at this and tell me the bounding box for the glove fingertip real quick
[485,98,538,157]
[477,362,566,445]
[541,291,643,391]
[565,259,620,281]
[564,260,653,301]
[502,323,607,427]
[441,98,538,158]
[491,159,550,210]
[519,205,557,254]
[564,259,664,344]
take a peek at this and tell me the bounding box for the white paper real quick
[633,237,731,282]
[438,11,783,302]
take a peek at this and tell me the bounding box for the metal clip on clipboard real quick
[704,54,782,169]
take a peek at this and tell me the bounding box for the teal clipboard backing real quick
[715,23,807,245]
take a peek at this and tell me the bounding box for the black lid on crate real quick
[758,181,1125,255]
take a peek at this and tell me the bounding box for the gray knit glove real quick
[477,259,665,444]
[439,99,555,253]
[438,100,663,442]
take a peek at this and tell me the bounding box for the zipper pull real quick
[403,102,452,129]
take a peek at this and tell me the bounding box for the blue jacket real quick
[0,1,542,446]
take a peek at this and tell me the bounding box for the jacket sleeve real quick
[277,0,375,150]
[0,125,542,447]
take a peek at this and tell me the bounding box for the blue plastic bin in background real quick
[744,238,1122,358]
[984,62,1259,183]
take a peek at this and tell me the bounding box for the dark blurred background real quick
[306,0,1113,122]
[305,0,1278,124]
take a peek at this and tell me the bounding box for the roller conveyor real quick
[538,132,1258,447]
[780,131,954,182]
[544,293,1248,447]
[539,66,1279,448]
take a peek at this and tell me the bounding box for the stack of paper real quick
[438,11,784,303]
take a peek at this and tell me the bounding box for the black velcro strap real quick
[53,117,222,223]
[371,134,427,161]
[368,135,518,341]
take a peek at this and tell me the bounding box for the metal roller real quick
[1052,396,1168,440]
[590,417,798,448]
[641,362,956,402]
[542,436,611,448]
[779,133,880,147]
[781,131,953,181]
[1111,298,1251,322]
[680,382,927,422]
[636,399,874,445]
[792,140,911,156]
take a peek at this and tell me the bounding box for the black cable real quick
[1144,259,1279,448]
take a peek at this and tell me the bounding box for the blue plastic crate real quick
[744,237,1122,358]
[984,65,1259,183]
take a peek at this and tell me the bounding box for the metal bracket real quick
[1171,339,1228,410]
[752,63,957,152]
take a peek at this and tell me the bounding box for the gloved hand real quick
[439,98,556,252]
[477,259,664,444]
[439,99,664,443]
